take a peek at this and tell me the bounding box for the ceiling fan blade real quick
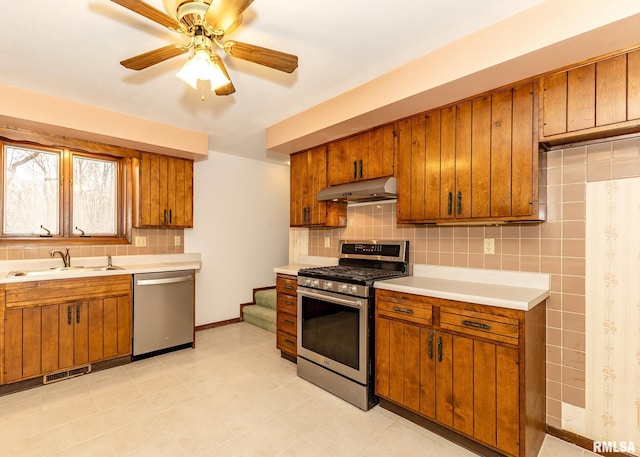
[111,0,181,31]
[214,57,236,96]
[205,0,254,32]
[223,41,298,73]
[121,44,189,70]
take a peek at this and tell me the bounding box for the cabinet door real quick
[629,50,640,120]
[396,118,412,222]
[96,295,132,360]
[430,331,474,433]
[471,95,491,218]
[327,136,359,185]
[148,153,163,226]
[490,88,513,217]
[596,54,627,126]
[367,124,395,180]
[440,106,456,219]
[137,153,193,228]
[542,72,567,137]
[511,82,535,217]
[289,151,307,226]
[567,64,595,132]
[308,145,329,225]
[455,101,472,219]
[473,341,520,456]
[375,317,421,411]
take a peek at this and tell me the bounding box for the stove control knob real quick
[312,279,320,288]
[303,279,313,287]
[338,284,348,293]
[349,285,358,294]
[323,281,333,290]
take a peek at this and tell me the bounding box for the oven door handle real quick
[298,290,363,308]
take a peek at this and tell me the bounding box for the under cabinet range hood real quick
[317,177,397,202]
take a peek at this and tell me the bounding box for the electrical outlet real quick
[483,238,495,255]
[135,236,147,247]
[324,236,331,248]
[174,236,181,246]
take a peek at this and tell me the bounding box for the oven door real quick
[297,286,368,385]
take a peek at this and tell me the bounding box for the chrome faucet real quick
[50,248,71,267]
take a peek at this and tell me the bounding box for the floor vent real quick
[43,365,91,384]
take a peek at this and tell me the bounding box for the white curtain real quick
[586,177,640,454]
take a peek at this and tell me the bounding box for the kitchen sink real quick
[7,265,125,277]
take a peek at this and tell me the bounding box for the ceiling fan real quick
[111,0,299,96]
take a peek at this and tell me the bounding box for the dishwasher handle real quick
[136,275,193,286]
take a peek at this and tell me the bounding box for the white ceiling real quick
[0,0,543,164]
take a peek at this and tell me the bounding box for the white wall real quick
[184,152,290,326]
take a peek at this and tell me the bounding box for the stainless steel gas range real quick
[296,240,409,410]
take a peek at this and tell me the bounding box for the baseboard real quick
[546,425,634,457]
[195,318,242,331]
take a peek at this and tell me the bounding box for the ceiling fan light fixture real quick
[176,49,230,91]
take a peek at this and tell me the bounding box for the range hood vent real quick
[317,177,397,202]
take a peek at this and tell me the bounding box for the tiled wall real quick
[308,134,640,429]
[0,228,185,260]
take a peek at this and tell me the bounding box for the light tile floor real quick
[0,322,598,457]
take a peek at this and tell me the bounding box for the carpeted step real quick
[255,288,277,310]
[243,304,276,333]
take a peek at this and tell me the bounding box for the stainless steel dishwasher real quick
[133,270,195,359]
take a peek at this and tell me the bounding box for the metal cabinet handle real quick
[67,306,72,326]
[428,333,433,360]
[353,161,358,179]
[359,159,363,178]
[284,338,295,346]
[76,304,81,324]
[284,299,295,306]
[392,305,414,315]
[447,192,452,215]
[282,284,294,290]
[462,320,492,330]
[284,319,295,326]
[169,209,173,224]
[457,191,462,215]
[437,335,443,362]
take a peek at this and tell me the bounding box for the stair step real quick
[255,288,277,310]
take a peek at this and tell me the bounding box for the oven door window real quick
[301,295,360,370]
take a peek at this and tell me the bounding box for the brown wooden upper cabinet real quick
[397,81,542,224]
[135,152,194,228]
[327,124,395,185]
[290,146,346,227]
[540,48,640,145]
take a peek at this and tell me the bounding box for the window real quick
[1,141,126,240]
[73,155,118,235]
[3,146,60,235]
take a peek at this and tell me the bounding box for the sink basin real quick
[7,265,125,277]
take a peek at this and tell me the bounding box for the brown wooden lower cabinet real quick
[375,289,545,457]
[276,273,298,360]
[1,276,132,385]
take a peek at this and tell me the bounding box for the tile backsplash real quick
[0,228,184,261]
[307,134,640,429]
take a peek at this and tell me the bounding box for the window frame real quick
[0,138,133,245]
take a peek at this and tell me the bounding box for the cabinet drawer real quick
[440,307,519,345]
[377,296,432,326]
[276,275,297,296]
[277,311,297,336]
[277,293,297,315]
[5,275,132,308]
[277,330,297,356]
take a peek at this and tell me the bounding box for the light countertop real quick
[375,264,550,311]
[0,253,201,284]
[274,255,338,276]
